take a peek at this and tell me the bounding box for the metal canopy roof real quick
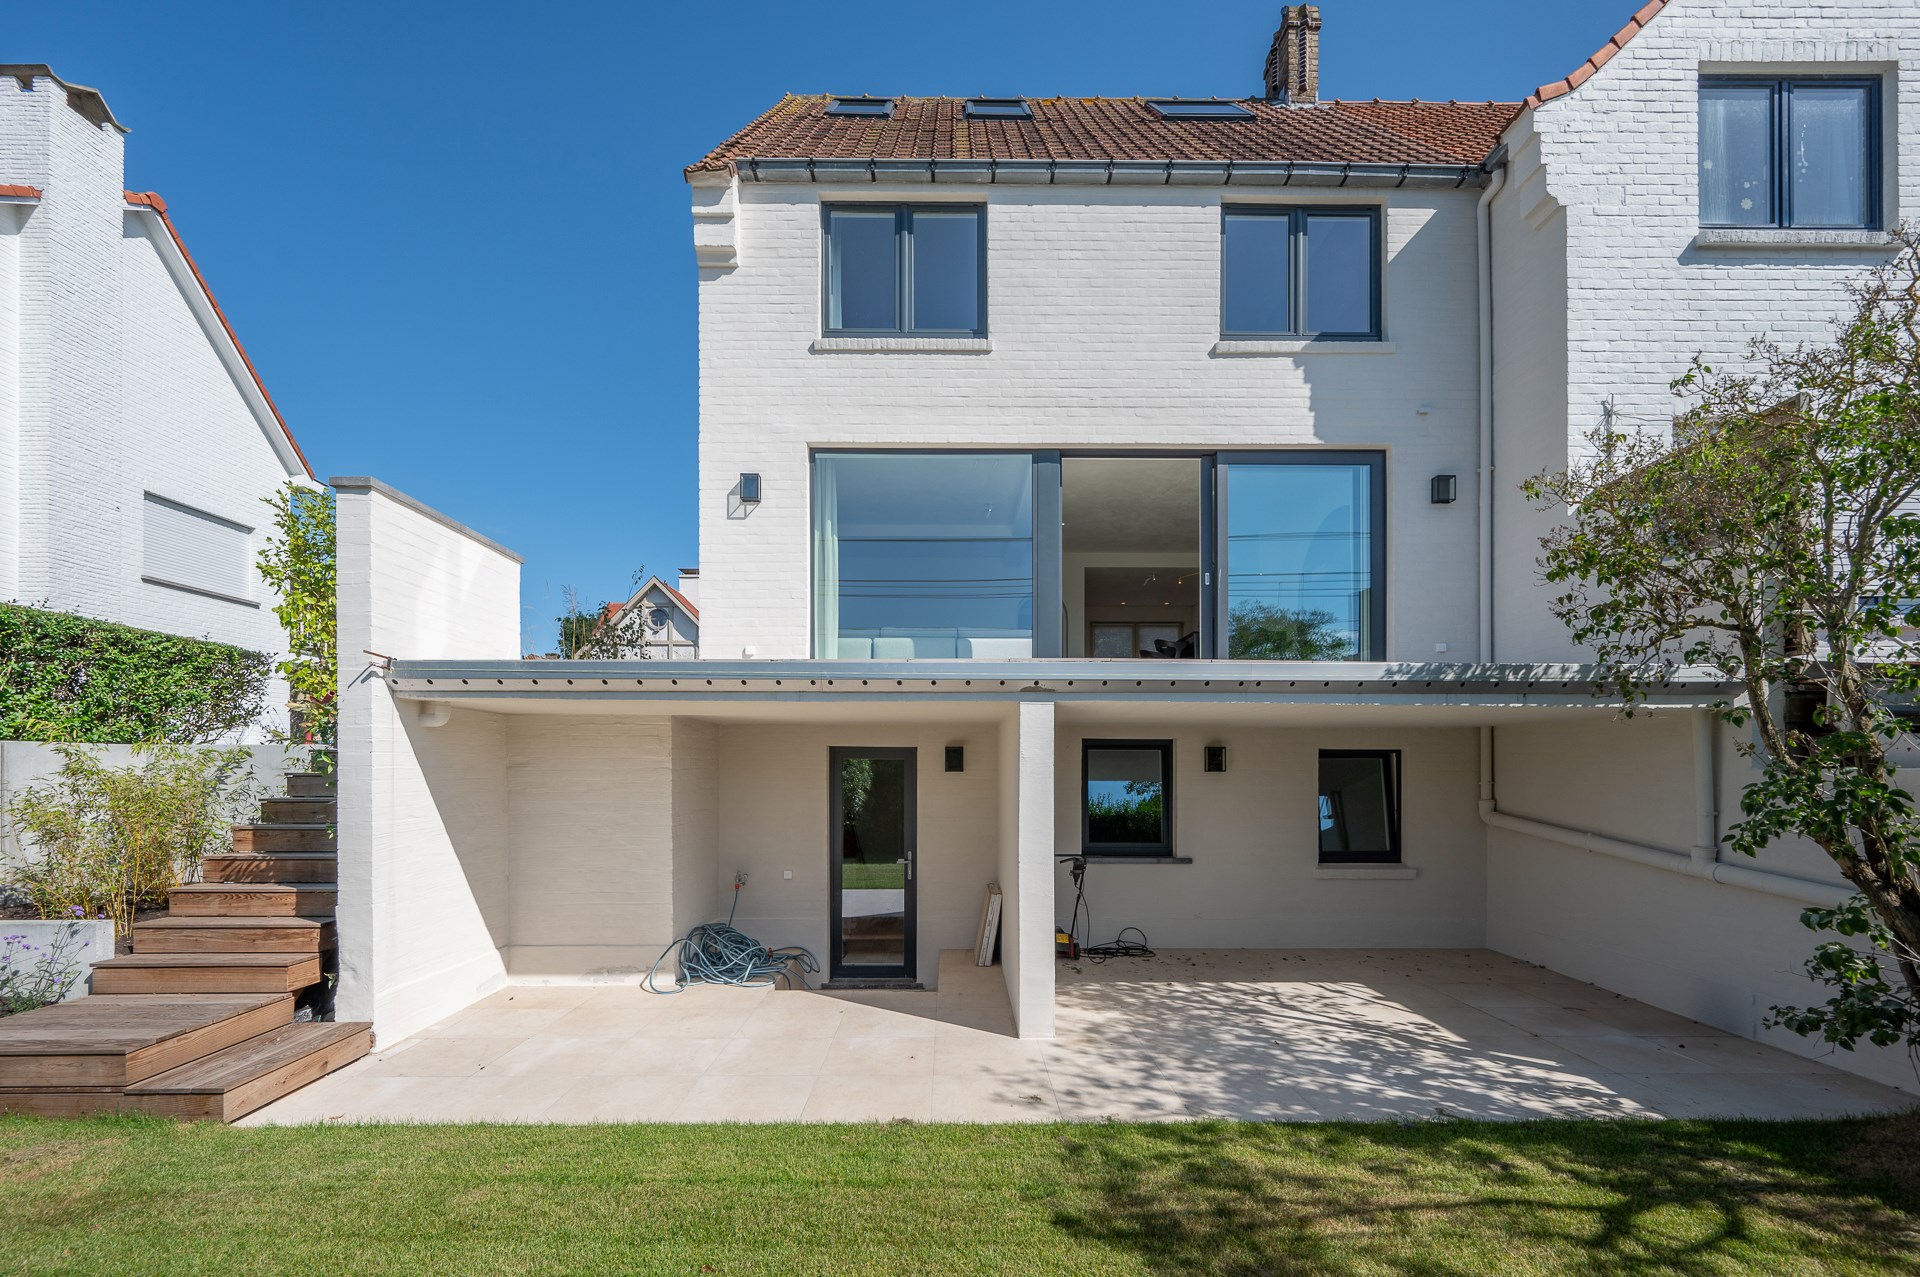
[384,659,1735,709]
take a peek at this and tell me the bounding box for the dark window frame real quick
[1699,74,1883,230]
[821,204,989,337]
[1081,738,1176,856]
[1316,749,1402,865]
[1149,100,1255,120]
[965,98,1031,119]
[1220,205,1383,341]
[826,96,894,118]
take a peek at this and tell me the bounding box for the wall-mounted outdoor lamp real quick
[1204,745,1228,773]
[1430,474,1458,505]
[739,472,762,504]
[945,745,965,773]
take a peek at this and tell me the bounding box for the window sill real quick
[141,575,260,608]
[1211,339,1396,357]
[811,335,993,354]
[1081,855,1193,865]
[1692,228,1895,251]
[1313,865,1417,880]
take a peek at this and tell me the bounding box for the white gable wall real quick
[698,182,1487,661]
[1492,0,1920,660]
[0,73,307,730]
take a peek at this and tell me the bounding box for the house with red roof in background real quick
[0,64,312,739]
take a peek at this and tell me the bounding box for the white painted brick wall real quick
[0,74,306,727]
[698,184,1486,660]
[335,479,521,1044]
[1494,0,1920,659]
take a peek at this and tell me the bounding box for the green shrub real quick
[0,603,270,743]
[257,485,336,746]
[4,745,257,936]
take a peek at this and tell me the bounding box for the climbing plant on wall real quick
[257,484,337,747]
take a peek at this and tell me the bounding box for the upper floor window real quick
[1700,76,1881,230]
[1221,206,1380,340]
[823,205,985,337]
[141,492,255,606]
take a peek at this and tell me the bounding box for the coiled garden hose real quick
[644,878,820,994]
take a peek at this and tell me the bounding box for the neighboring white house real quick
[0,65,312,732]
[333,0,1920,1095]
[599,570,701,658]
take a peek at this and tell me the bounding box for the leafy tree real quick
[1226,603,1354,660]
[1523,228,1920,1063]
[555,570,653,659]
[256,484,336,746]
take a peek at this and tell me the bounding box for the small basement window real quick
[1149,100,1254,120]
[1083,739,1175,856]
[1317,750,1401,864]
[827,96,894,118]
[965,98,1031,119]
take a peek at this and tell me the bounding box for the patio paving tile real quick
[242,949,1918,1126]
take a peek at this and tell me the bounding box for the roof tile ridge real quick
[1525,0,1670,109]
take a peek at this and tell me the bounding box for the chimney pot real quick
[1265,5,1322,104]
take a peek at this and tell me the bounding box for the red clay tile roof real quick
[124,191,314,479]
[0,183,41,199]
[689,96,1519,176]
[1527,0,1671,109]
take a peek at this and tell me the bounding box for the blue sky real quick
[12,0,1636,652]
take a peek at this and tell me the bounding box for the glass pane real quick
[827,209,898,331]
[1789,84,1871,228]
[910,210,981,332]
[1086,747,1166,847]
[1222,212,1292,335]
[1318,754,1396,860]
[813,453,1035,658]
[1700,83,1775,226]
[1304,215,1374,335]
[838,755,908,969]
[1225,463,1373,659]
[1090,624,1134,657]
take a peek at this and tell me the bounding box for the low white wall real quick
[1,919,114,1003]
[1052,723,1486,950]
[334,477,521,1045]
[0,739,306,865]
[1486,716,1917,1094]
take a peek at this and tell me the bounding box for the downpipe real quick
[1477,723,1850,909]
[1475,160,1506,663]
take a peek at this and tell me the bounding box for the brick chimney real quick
[1264,5,1322,104]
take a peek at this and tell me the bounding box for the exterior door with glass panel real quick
[828,747,917,981]
[1215,452,1385,661]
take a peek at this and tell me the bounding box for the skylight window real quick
[965,98,1032,119]
[827,96,894,118]
[1148,99,1255,120]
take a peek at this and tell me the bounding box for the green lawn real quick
[2,1115,1916,1275]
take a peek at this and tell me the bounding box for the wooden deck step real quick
[259,796,336,823]
[90,952,323,995]
[133,916,335,955]
[231,824,335,853]
[285,772,338,798]
[124,1021,371,1121]
[169,883,337,917]
[201,852,336,884]
[0,993,293,1091]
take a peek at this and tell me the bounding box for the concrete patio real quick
[242,949,1916,1125]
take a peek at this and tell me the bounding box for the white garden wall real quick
[333,477,522,1044]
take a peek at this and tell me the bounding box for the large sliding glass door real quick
[1216,453,1384,661]
[808,450,1383,661]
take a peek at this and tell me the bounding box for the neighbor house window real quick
[812,452,1035,659]
[1222,206,1380,339]
[1317,750,1400,864]
[1083,739,1174,855]
[823,205,985,335]
[1700,76,1881,229]
[141,492,255,606]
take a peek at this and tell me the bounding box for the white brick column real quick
[997,700,1055,1038]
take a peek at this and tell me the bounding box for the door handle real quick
[897,856,912,881]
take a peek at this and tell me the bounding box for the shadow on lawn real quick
[1046,1119,1920,1276]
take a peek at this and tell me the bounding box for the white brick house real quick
[0,66,312,731]
[336,0,1920,1095]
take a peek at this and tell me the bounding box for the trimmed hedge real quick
[0,603,270,743]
